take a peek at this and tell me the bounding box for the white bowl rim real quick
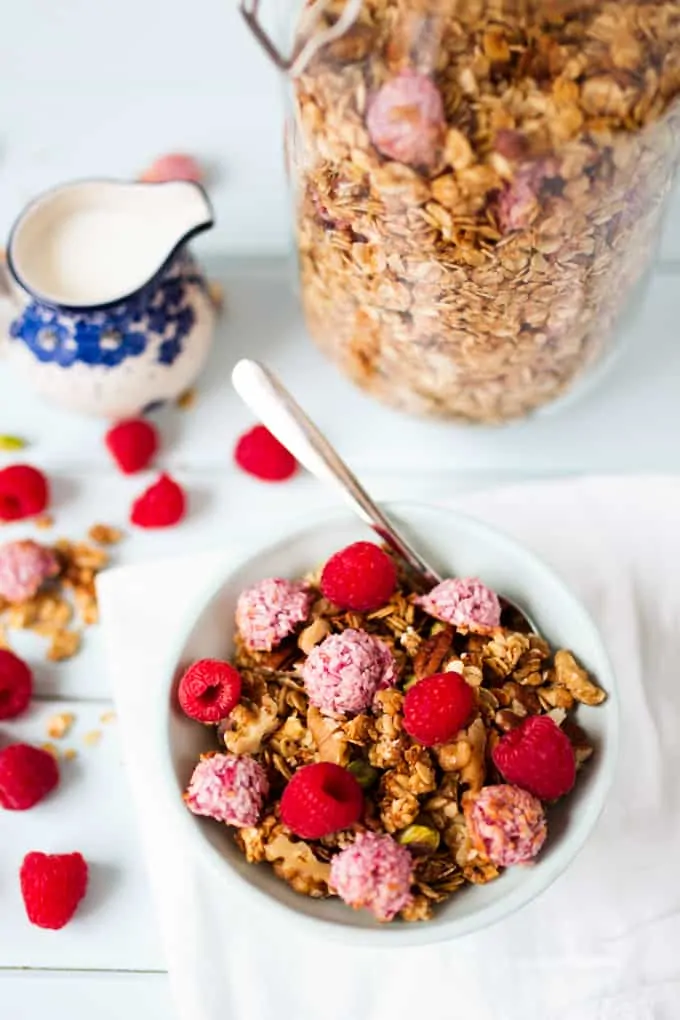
[149,500,620,947]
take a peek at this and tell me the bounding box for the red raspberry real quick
[178,659,242,723]
[130,473,186,528]
[403,672,475,747]
[320,542,397,612]
[105,419,159,474]
[0,464,50,522]
[234,425,297,482]
[280,762,363,839]
[0,649,33,720]
[0,744,60,809]
[20,851,88,929]
[492,715,576,800]
[140,153,204,184]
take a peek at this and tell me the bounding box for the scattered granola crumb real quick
[34,514,54,530]
[176,388,197,411]
[41,742,59,759]
[47,629,81,662]
[87,524,123,546]
[63,748,77,762]
[46,712,75,740]
[82,730,102,748]
[100,710,116,725]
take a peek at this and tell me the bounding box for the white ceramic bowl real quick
[154,503,618,945]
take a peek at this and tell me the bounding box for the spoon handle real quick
[231,359,442,590]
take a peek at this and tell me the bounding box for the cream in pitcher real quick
[0,179,217,418]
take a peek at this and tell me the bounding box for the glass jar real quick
[242,0,680,423]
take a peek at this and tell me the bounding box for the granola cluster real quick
[191,556,605,923]
[289,0,680,422]
[0,525,121,661]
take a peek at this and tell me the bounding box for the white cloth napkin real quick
[98,477,680,1020]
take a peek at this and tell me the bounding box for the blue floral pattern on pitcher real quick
[9,254,206,370]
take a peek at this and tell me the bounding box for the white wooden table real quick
[2,255,680,1020]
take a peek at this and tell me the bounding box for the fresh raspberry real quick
[320,542,397,612]
[0,744,59,809]
[0,649,33,720]
[140,153,204,184]
[105,419,159,474]
[280,762,363,839]
[0,464,50,522]
[20,851,88,929]
[130,473,186,528]
[178,659,242,723]
[492,715,576,800]
[403,672,475,746]
[234,425,297,482]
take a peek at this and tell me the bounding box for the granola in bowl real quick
[179,538,607,925]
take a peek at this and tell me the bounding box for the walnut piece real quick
[265,832,331,897]
[554,650,606,705]
[307,706,349,765]
[224,694,279,755]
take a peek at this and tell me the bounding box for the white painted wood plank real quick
[0,973,173,1020]
[0,700,165,972]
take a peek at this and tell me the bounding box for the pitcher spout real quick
[6,178,215,311]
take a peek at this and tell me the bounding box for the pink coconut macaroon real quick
[184,752,269,827]
[466,784,547,867]
[330,831,413,921]
[417,577,502,632]
[366,70,446,170]
[302,629,397,717]
[235,578,313,651]
[0,540,59,603]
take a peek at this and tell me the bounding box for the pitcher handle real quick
[240,0,363,77]
[0,256,19,359]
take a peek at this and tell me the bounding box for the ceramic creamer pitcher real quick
[0,179,217,418]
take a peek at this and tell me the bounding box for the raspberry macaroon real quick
[236,578,313,651]
[367,70,446,170]
[492,715,576,800]
[466,784,547,867]
[0,539,60,603]
[330,831,413,921]
[184,752,268,827]
[320,542,397,613]
[417,577,502,633]
[280,762,363,839]
[403,671,475,746]
[302,629,397,716]
[178,659,242,723]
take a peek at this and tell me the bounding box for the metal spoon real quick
[231,359,534,631]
